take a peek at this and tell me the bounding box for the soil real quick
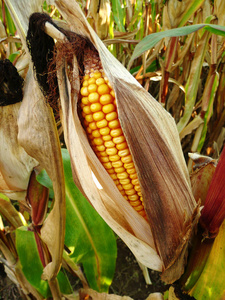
[0,238,191,300]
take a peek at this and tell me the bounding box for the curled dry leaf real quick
[17,69,66,280]
[0,103,38,200]
[79,288,133,300]
[42,0,199,283]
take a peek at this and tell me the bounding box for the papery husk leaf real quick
[17,68,65,280]
[56,54,162,272]
[0,103,38,200]
[54,0,199,282]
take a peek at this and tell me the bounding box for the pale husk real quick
[17,68,66,280]
[0,103,38,200]
[53,0,199,283]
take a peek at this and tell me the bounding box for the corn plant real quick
[1,0,225,299]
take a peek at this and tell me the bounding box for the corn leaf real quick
[111,0,125,32]
[37,149,117,293]
[189,220,225,299]
[178,0,205,27]
[17,69,66,281]
[16,227,73,298]
[131,24,225,60]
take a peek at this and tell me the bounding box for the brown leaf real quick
[17,68,65,280]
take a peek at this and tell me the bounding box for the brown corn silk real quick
[52,0,199,283]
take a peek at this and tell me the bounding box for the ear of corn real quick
[79,52,146,219]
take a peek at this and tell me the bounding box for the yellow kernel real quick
[82,80,88,87]
[117,172,129,180]
[114,180,120,185]
[134,205,144,212]
[81,97,89,105]
[103,162,113,169]
[138,192,142,197]
[99,94,113,105]
[99,156,109,163]
[110,174,118,180]
[113,136,125,144]
[139,210,146,217]
[99,151,108,157]
[112,161,123,168]
[86,127,92,134]
[124,162,134,169]
[92,129,101,138]
[119,179,130,185]
[113,100,117,106]
[88,92,99,103]
[90,103,102,112]
[96,119,108,128]
[109,155,120,162]
[89,122,97,130]
[106,112,118,121]
[131,179,139,185]
[104,141,115,148]
[93,111,105,121]
[102,104,115,114]
[81,112,86,118]
[110,90,115,97]
[88,77,96,84]
[120,190,126,196]
[130,173,138,180]
[115,167,125,173]
[83,106,92,114]
[93,71,102,79]
[118,149,130,157]
[81,86,89,96]
[98,84,110,95]
[102,135,111,141]
[109,120,120,129]
[127,168,136,175]
[110,128,123,137]
[99,127,110,136]
[117,184,124,191]
[130,200,142,207]
[116,142,128,151]
[83,75,90,80]
[123,183,134,190]
[96,145,105,152]
[106,147,118,156]
[128,194,139,201]
[85,114,94,123]
[93,138,104,146]
[125,189,136,196]
[96,78,105,85]
[121,155,132,164]
[134,185,141,192]
[88,83,97,93]
[107,168,115,174]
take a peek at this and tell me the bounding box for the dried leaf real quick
[0,103,38,200]
[79,288,133,300]
[17,69,65,280]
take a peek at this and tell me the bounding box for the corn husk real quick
[47,0,199,283]
[0,103,38,200]
[17,68,66,280]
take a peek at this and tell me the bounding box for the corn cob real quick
[79,52,146,219]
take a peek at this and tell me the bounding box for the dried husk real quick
[17,68,66,280]
[0,102,38,200]
[51,0,199,283]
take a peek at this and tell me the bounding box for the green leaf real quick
[37,149,117,292]
[131,24,225,60]
[8,51,20,63]
[16,227,72,297]
[178,0,205,27]
[111,0,125,32]
[189,220,225,299]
